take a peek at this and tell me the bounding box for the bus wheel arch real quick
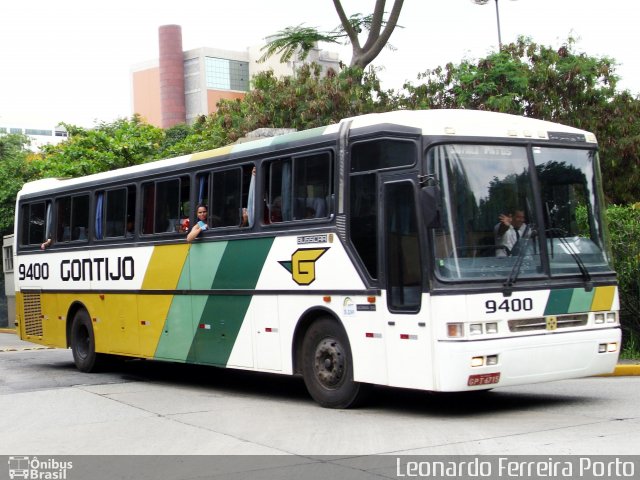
[294,310,369,408]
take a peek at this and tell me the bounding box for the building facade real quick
[132,25,341,128]
[0,124,68,152]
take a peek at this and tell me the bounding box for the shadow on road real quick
[33,353,598,416]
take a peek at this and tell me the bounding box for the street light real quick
[471,0,517,50]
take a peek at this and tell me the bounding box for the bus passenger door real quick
[381,177,433,390]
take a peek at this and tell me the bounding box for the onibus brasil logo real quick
[279,248,329,286]
[8,456,73,479]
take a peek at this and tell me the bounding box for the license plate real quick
[468,372,501,386]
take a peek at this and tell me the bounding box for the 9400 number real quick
[485,297,533,314]
[18,262,50,281]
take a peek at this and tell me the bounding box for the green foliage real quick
[606,204,640,346]
[259,25,342,64]
[212,64,395,143]
[158,118,227,158]
[34,116,164,178]
[401,36,640,204]
[0,134,37,235]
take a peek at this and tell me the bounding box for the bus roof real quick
[19,109,596,197]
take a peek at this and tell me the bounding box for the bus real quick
[14,109,620,408]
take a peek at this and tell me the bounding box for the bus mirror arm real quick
[420,185,442,229]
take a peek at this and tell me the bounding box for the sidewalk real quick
[2,328,639,376]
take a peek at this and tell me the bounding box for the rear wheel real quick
[301,317,368,408]
[70,309,104,372]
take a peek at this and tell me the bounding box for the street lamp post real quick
[472,0,517,50]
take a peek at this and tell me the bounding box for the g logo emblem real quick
[279,248,328,286]
[546,316,558,331]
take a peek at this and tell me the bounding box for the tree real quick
[35,116,164,178]
[401,36,640,203]
[0,134,37,235]
[213,64,395,143]
[260,0,404,70]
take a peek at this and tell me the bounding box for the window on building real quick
[3,245,13,272]
[205,57,249,91]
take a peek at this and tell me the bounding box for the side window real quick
[264,152,332,223]
[142,176,190,234]
[208,164,255,228]
[56,194,89,242]
[211,168,241,227]
[20,202,49,246]
[350,139,416,172]
[385,182,421,312]
[95,185,136,239]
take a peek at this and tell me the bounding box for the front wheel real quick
[70,309,104,372]
[301,317,369,408]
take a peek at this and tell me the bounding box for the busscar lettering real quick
[60,256,134,282]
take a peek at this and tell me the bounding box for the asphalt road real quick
[1,331,639,459]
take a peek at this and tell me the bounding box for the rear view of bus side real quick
[14,110,620,408]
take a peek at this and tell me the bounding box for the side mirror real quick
[420,185,442,229]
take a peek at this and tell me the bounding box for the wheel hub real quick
[314,338,345,388]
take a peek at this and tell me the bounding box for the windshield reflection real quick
[429,144,612,282]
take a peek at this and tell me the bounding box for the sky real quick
[1,0,637,128]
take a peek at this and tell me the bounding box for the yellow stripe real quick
[191,145,233,161]
[139,245,190,356]
[142,244,190,290]
[590,286,616,311]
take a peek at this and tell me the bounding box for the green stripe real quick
[544,287,600,315]
[544,289,573,315]
[188,237,275,366]
[156,238,274,363]
[568,288,594,313]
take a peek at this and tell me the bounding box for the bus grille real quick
[23,292,43,336]
[508,314,588,332]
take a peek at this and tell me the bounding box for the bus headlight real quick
[486,323,498,334]
[606,312,617,323]
[594,313,605,324]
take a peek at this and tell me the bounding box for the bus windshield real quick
[429,144,613,281]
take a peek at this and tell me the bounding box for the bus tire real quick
[70,309,103,373]
[301,317,368,408]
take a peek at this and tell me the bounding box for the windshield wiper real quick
[546,228,592,288]
[503,224,534,293]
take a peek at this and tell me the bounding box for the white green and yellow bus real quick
[14,109,620,408]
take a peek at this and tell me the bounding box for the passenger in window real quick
[125,216,135,238]
[40,238,52,250]
[495,209,527,257]
[179,216,190,233]
[187,204,208,242]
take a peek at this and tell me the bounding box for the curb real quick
[0,328,16,334]
[609,364,640,376]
